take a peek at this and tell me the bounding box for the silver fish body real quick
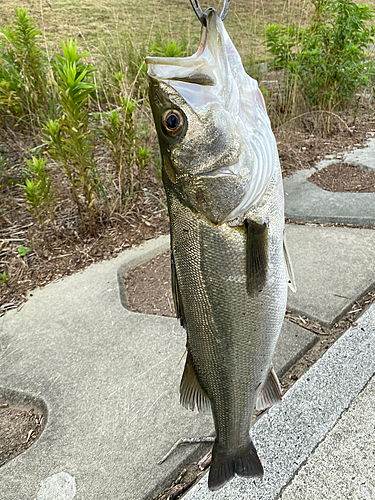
[147,7,295,491]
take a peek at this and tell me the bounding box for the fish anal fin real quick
[180,349,211,414]
[283,230,297,292]
[208,438,263,491]
[256,366,283,411]
[171,250,186,328]
[245,219,268,297]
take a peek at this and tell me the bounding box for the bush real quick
[264,0,375,115]
[44,40,99,235]
[0,8,52,127]
[102,97,151,210]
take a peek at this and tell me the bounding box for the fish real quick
[146,3,296,492]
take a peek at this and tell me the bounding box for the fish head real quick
[147,8,277,224]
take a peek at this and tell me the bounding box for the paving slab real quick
[286,224,375,327]
[183,300,375,500]
[280,374,375,500]
[344,137,375,171]
[284,168,375,226]
[0,232,316,500]
[284,138,375,225]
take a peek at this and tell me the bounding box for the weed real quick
[20,156,57,226]
[45,40,99,235]
[102,97,152,211]
[0,271,9,284]
[0,8,52,128]
[17,245,31,257]
[150,32,187,58]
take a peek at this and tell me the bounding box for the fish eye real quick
[162,109,184,137]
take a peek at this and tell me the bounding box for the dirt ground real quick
[0,404,43,468]
[309,162,375,192]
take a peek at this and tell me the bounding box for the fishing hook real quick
[189,0,231,26]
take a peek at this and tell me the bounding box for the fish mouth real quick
[146,9,221,88]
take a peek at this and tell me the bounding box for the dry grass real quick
[0,0,316,66]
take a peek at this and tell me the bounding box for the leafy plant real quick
[17,245,31,256]
[0,8,51,126]
[20,156,57,226]
[0,271,9,284]
[45,40,99,235]
[150,38,187,58]
[102,97,152,210]
[264,0,375,120]
[101,31,188,103]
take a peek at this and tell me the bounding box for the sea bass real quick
[146,1,295,491]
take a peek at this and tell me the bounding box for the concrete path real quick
[284,139,375,225]
[0,221,374,499]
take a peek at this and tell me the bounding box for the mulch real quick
[0,404,43,468]
[309,162,375,192]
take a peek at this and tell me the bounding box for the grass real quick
[0,0,318,69]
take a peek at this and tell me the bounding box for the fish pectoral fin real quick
[171,250,186,329]
[256,366,283,411]
[283,230,297,292]
[180,349,211,414]
[245,219,268,296]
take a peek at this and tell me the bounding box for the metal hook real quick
[189,0,231,26]
[189,0,205,25]
[219,0,231,21]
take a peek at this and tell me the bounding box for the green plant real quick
[100,35,150,102]
[17,245,31,256]
[150,38,187,58]
[20,156,57,226]
[0,8,51,126]
[0,152,4,189]
[0,271,9,284]
[100,31,189,103]
[102,96,152,210]
[45,40,99,235]
[264,0,375,120]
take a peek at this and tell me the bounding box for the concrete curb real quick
[117,235,170,310]
[284,140,375,226]
[284,167,375,226]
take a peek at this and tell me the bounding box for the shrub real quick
[264,0,375,115]
[101,97,152,210]
[45,40,99,235]
[0,8,52,127]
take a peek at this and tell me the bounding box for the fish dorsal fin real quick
[245,219,268,297]
[171,250,186,329]
[256,366,283,411]
[180,349,211,414]
[283,231,297,292]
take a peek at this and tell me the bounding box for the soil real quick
[0,404,43,468]
[309,162,375,192]
[126,251,175,318]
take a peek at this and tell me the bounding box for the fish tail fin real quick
[208,439,263,491]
